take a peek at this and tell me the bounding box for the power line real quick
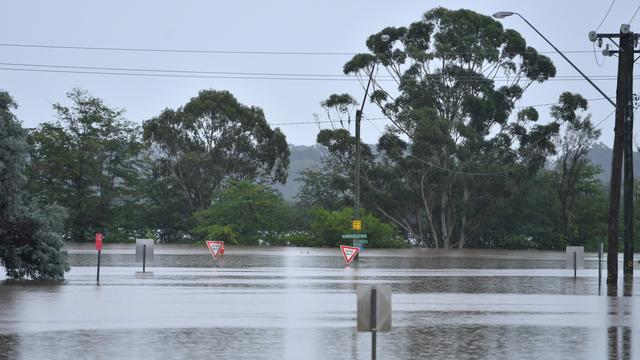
[596,0,616,31]
[0,66,361,81]
[594,109,616,128]
[1,61,631,79]
[630,4,640,24]
[361,103,617,177]
[0,42,600,56]
[363,115,516,176]
[0,61,353,78]
[1,64,634,82]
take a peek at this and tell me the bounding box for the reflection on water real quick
[0,246,639,359]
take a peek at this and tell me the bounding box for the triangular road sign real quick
[340,245,360,265]
[206,241,224,259]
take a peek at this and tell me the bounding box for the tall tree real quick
[322,8,561,248]
[551,92,601,245]
[143,90,289,239]
[0,91,68,279]
[28,89,142,242]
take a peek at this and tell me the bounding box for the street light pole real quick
[354,34,389,226]
[354,66,375,222]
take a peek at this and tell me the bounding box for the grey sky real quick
[1,0,638,146]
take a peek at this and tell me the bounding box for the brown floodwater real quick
[0,245,636,359]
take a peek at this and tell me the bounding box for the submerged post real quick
[97,250,101,283]
[358,285,391,359]
[371,287,377,360]
[95,232,103,284]
[599,242,603,291]
[143,244,147,273]
[574,251,577,279]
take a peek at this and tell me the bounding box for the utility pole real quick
[592,25,640,283]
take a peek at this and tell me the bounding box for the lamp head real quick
[493,11,515,19]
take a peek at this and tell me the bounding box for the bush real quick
[309,207,406,248]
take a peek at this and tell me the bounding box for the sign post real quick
[135,239,154,274]
[357,285,391,360]
[95,233,103,283]
[206,241,225,260]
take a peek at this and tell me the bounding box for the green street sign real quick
[342,234,368,239]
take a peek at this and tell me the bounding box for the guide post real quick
[95,232,103,283]
[358,285,391,360]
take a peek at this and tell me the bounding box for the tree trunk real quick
[440,192,449,248]
[459,185,469,248]
[421,173,440,248]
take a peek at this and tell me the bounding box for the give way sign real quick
[340,245,360,265]
[206,241,224,259]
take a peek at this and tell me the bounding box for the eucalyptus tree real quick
[143,90,289,239]
[551,92,602,245]
[320,8,565,248]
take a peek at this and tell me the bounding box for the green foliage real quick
[320,93,358,129]
[193,180,289,245]
[28,89,142,242]
[198,224,239,245]
[0,90,69,280]
[1,203,70,280]
[143,90,290,240]
[309,208,406,248]
[321,7,571,248]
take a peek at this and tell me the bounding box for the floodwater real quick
[0,245,638,359]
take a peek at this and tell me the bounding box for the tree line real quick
[0,7,631,279]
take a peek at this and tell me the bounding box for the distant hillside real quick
[587,142,640,183]
[272,142,628,200]
[272,145,325,200]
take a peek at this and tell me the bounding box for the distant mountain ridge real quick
[272,144,325,200]
[273,142,630,200]
[587,142,640,183]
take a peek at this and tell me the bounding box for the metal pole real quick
[355,109,362,221]
[354,65,377,225]
[143,244,146,273]
[599,242,603,292]
[574,251,577,279]
[97,249,101,283]
[371,287,377,360]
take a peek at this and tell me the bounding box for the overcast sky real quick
[1,0,638,146]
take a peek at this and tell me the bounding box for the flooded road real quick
[0,245,637,359]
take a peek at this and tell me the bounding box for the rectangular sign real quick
[342,234,368,239]
[95,233,103,251]
[135,239,154,263]
[565,246,584,269]
[352,220,362,231]
[357,285,392,332]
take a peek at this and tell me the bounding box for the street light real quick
[353,34,389,229]
[492,11,615,107]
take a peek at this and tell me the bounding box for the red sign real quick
[206,241,225,259]
[340,245,360,265]
[95,233,103,251]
